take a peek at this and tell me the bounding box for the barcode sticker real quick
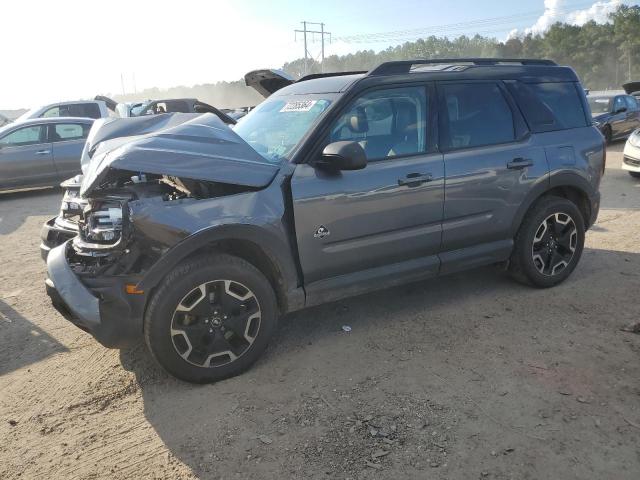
[280,100,317,112]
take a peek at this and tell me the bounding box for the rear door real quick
[437,81,547,273]
[0,124,55,188]
[50,121,91,179]
[291,84,444,286]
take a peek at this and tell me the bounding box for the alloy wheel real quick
[531,212,577,276]
[170,280,261,368]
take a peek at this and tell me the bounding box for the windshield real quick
[588,97,612,115]
[233,95,333,163]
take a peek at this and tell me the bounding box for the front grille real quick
[624,156,640,167]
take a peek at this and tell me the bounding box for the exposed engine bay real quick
[69,170,256,277]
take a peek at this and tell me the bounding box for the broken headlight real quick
[79,201,124,245]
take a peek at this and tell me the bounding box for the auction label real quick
[280,100,317,112]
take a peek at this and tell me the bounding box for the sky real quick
[0,0,635,109]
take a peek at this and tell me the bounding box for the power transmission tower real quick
[295,21,331,74]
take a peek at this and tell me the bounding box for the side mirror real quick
[317,141,367,171]
[616,106,628,114]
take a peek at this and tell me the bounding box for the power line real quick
[333,0,626,44]
[295,21,332,73]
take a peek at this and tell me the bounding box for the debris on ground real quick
[620,322,640,334]
[341,325,352,333]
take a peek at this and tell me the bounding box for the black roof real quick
[278,58,579,96]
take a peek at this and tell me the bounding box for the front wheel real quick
[509,196,585,288]
[144,254,278,383]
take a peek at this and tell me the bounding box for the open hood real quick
[244,69,294,97]
[80,113,279,196]
[623,82,640,96]
[94,95,118,111]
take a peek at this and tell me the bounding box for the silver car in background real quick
[0,117,94,191]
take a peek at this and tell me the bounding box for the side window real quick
[506,81,587,132]
[0,125,46,147]
[440,83,514,149]
[330,86,427,161]
[614,96,626,113]
[624,96,638,111]
[42,106,61,117]
[51,123,90,142]
[78,103,101,119]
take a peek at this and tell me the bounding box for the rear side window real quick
[439,82,515,150]
[506,81,587,132]
[51,123,90,142]
[624,96,638,111]
[76,103,101,118]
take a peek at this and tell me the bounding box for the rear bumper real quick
[45,241,145,348]
[40,216,77,261]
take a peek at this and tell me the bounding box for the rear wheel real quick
[603,125,612,144]
[144,254,278,383]
[629,171,640,178]
[509,196,585,288]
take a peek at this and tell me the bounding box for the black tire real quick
[509,196,585,288]
[144,254,278,383]
[603,125,612,144]
[629,171,640,178]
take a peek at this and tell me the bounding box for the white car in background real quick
[623,129,640,178]
[16,100,110,121]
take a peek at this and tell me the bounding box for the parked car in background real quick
[45,58,604,383]
[588,93,640,143]
[95,95,236,123]
[16,100,110,121]
[0,117,93,192]
[0,113,10,127]
[622,128,640,178]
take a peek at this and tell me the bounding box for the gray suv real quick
[45,59,604,383]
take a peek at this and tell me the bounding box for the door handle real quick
[398,172,433,187]
[35,150,50,155]
[507,157,533,169]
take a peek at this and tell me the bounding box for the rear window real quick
[506,81,587,132]
[41,103,101,119]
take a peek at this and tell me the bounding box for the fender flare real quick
[136,223,301,298]
[509,171,597,236]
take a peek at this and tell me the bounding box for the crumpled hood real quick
[80,113,279,196]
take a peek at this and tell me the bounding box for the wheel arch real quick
[137,224,303,315]
[510,173,596,236]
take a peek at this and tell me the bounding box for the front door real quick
[291,85,444,286]
[437,81,548,271]
[0,124,55,189]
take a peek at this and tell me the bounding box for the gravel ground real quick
[1,143,639,480]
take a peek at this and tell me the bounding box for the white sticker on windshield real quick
[280,100,317,112]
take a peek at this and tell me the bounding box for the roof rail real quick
[297,71,367,82]
[368,58,557,76]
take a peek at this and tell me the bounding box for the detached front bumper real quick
[45,241,145,348]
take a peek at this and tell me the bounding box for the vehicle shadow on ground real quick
[118,245,640,479]
[0,299,68,376]
[0,187,59,236]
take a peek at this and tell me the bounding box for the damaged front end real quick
[45,112,292,348]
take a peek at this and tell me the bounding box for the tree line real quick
[115,4,640,108]
[284,4,640,91]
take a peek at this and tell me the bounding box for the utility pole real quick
[295,21,331,74]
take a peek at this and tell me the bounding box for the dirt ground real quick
[1,143,639,480]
